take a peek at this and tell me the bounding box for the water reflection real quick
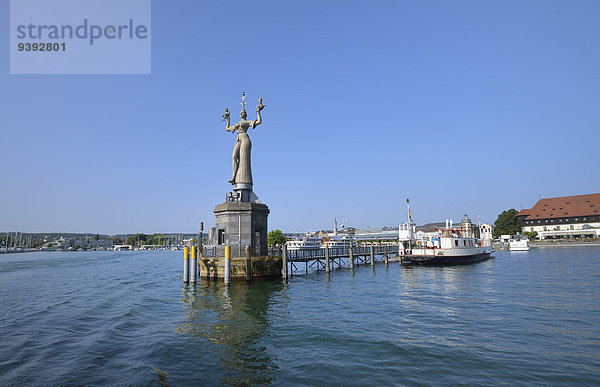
[177,281,282,385]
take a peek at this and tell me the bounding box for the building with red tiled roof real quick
[517,193,600,239]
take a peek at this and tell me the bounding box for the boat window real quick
[454,240,458,246]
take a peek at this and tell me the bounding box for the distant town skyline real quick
[2,1,599,234]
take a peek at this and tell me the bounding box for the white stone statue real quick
[222,92,265,186]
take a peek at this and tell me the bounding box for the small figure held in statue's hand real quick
[221,108,230,122]
[256,98,265,113]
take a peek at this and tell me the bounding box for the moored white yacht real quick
[509,235,530,251]
[286,235,322,251]
[323,235,353,249]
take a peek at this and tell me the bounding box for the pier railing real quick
[200,244,399,261]
[285,244,398,261]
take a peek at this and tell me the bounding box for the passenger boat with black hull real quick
[401,213,493,266]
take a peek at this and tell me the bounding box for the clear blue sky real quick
[2,0,599,234]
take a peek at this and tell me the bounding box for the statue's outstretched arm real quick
[222,108,234,132]
[253,98,265,128]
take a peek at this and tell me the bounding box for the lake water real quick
[1,247,599,385]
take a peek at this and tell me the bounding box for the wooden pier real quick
[281,244,399,278]
[200,243,400,280]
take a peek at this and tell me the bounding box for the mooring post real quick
[245,246,252,282]
[190,246,197,284]
[384,244,389,266]
[282,244,288,281]
[197,245,202,279]
[183,246,190,284]
[349,244,354,269]
[325,245,330,273]
[224,245,231,285]
[370,244,374,267]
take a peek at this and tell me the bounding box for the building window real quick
[530,227,534,232]
[218,229,225,245]
[543,226,547,231]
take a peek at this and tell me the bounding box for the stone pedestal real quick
[200,256,282,280]
[213,201,269,258]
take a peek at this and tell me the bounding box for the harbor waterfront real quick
[1,247,599,385]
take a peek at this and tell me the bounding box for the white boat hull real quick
[509,240,530,251]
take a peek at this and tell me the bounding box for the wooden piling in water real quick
[370,245,374,267]
[245,246,252,282]
[384,244,389,266]
[349,245,354,269]
[325,246,330,273]
[282,245,288,281]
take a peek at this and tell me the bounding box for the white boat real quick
[286,235,322,251]
[401,214,493,266]
[323,235,353,249]
[509,236,530,251]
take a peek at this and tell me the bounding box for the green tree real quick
[109,236,123,244]
[493,209,520,238]
[523,230,538,240]
[94,234,100,241]
[267,229,286,246]
[127,233,148,246]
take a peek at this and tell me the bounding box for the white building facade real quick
[517,193,600,240]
